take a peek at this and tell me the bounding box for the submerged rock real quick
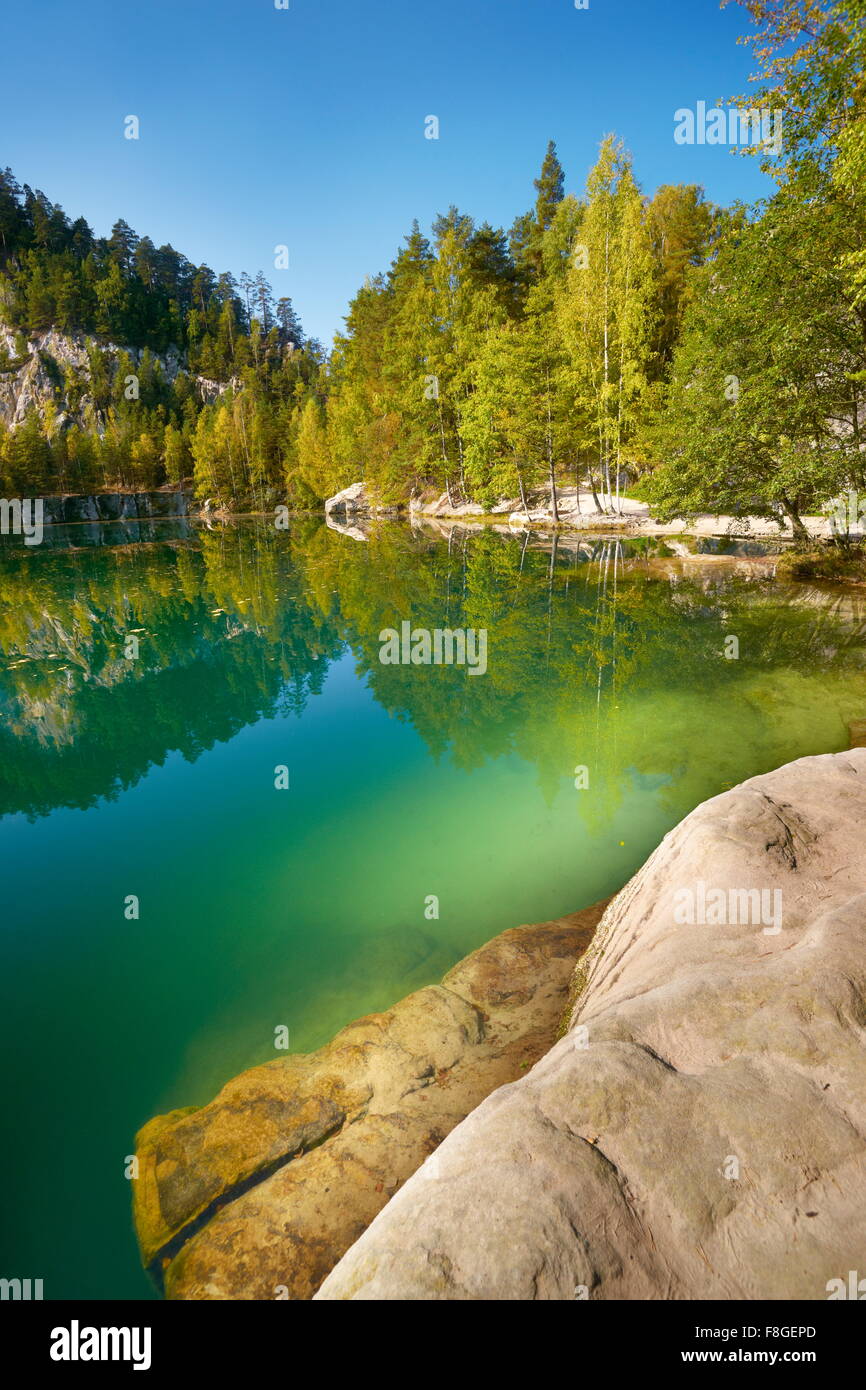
[133,903,607,1298]
[317,750,866,1301]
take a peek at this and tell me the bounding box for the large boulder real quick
[324,481,400,520]
[324,481,369,518]
[317,750,866,1301]
[133,903,607,1298]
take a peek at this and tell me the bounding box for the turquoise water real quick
[1,518,865,1298]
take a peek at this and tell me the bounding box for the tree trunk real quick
[603,222,611,511]
[519,526,530,574]
[782,497,809,542]
[545,366,559,524]
[437,400,452,506]
[588,466,603,515]
[517,467,529,516]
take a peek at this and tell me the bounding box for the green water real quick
[1,518,865,1299]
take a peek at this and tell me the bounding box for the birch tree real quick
[556,139,655,512]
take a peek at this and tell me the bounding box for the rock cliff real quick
[37,491,189,524]
[0,325,226,432]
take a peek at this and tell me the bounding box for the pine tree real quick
[534,140,565,234]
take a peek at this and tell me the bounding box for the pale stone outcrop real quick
[317,750,866,1301]
[0,325,226,432]
[324,482,399,521]
[409,491,485,519]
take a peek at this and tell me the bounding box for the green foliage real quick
[0,166,319,502]
[3,1,858,526]
[0,138,704,510]
[6,518,863,822]
[645,0,866,529]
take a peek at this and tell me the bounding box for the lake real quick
[1,517,865,1298]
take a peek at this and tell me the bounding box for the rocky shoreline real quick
[36,490,189,525]
[20,482,852,547]
[325,480,848,544]
[133,749,866,1301]
[133,901,609,1299]
[318,750,866,1301]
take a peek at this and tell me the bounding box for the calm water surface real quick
[1,518,865,1297]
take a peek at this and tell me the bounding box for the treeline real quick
[301,0,865,532]
[0,334,325,498]
[0,143,716,506]
[1,0,863,526]
[0,174,307,368]
[0,168,321,498]
[647,0,866,535]
[293,145,718,514]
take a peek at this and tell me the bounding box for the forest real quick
[0,0,863,533]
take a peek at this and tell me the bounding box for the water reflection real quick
[1,518,864,823]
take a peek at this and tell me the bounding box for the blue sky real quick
[4,0,772,346]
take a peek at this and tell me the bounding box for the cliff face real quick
[37,491,189,523]
[318,750,866,1301]
[0,324,227,432]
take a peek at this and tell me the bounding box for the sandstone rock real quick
[317,751,866,1301]
[161,490,188,517]
[324,481,368,517]
[32,491,191,528]
[0,324,222,434]
[133,903,607,1296]
[324,482,401,520]
[409,491,485,519]
[40,497,65,525]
